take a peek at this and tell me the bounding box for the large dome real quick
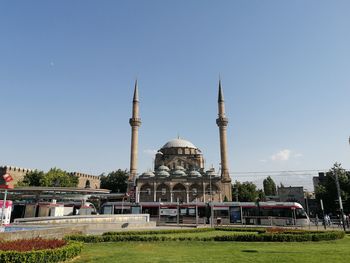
[161,138,197,149]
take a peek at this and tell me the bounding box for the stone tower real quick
[216,80,232,201]
[128,80,141,188]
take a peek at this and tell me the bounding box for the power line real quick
[230,169,328,174]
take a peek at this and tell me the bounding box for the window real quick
[295,208,308,219]
[162,188,166,195]
[192,188,197,196]
[146,188,151,195]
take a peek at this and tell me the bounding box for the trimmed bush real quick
[214,227,266,234]
[0,241,82,263]
[65,225,345,244]
[102,228,214,236]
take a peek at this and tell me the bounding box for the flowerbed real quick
[0,239,82,263]
[0,238,66,252]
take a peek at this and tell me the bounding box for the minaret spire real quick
[129,79,141,189]
[218,78,224,103]
[216,79,232,201]
[133,79,139,102]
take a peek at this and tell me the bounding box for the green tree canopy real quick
[232,181,264,202]
[100,169,128,193]
[17,169,45,186]
[18,167,78,187]
[315,162,350,214]
[263,176,277,196]
[41,168,78,187]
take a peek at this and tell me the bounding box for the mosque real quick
[128,80,232,203]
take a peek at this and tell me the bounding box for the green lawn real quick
[72,235,350,263]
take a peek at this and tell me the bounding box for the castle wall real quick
[0,166,101,189]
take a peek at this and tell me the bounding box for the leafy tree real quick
[315,162,350,214]
[41,168,78,187]
[18,167,78,187]
[17,169,45,186]
[100,169,128,193]
[263,176,277,196]
[232,181,262,202]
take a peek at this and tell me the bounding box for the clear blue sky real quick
[1,1,350,190]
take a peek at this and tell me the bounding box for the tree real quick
[17,169,45,186]
[100,169,128,193]
[232,181,262,202]
[315,162,350,214]
[263,176,277,196]
[41,168,78,187]
[18,167,78,187]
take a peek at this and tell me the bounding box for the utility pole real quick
[320,199,326,230]
[334,170,346,232]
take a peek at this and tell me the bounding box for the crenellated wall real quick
[70,172,101,189]
[0,166,33,186]
[0,165,101,189]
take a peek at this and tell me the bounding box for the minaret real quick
[216,80,232,201]
[129,80,141,186]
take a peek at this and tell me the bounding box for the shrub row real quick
[214,227,266,233]
[102,228,214,236]
[213,231,345,242]
[0,241,82,263]
[66,230,344,243]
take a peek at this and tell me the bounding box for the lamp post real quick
[195,198,198,226]
[158,197,162,225]
[334,169,346,232]
[209,173,213,227]
[177,197,180,226]
[320,199,326,230]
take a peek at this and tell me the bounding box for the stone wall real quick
[0,165,101,189]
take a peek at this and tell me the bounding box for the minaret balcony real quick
[216,117,228,127]
[129,118,142,127]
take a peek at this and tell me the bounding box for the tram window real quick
[260,208,273,217]
[242,207,258,217]
[214,210,228,217]
[295,208,308,219]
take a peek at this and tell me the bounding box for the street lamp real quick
[209,173,213,227]
[334,169,346,232]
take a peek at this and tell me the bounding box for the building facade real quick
[129,80,233,202]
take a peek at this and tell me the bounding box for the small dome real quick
[140,171,155,178]
[156,170,170,177]
[161,138,197,149]
[205,169,217,177]
[189,170,201,177]
[157,165,170,171]
[175,165,185,171]
[172,170,187,177]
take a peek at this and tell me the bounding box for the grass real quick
[72,235,350,263]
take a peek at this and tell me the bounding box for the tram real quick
[100,201,310,226]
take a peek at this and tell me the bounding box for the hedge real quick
[213,231,345,242]
[102,228,215,236]
[65,230,344,243]
[0,241,82,263]
[214,227,266,234]
[102,227,266,236]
